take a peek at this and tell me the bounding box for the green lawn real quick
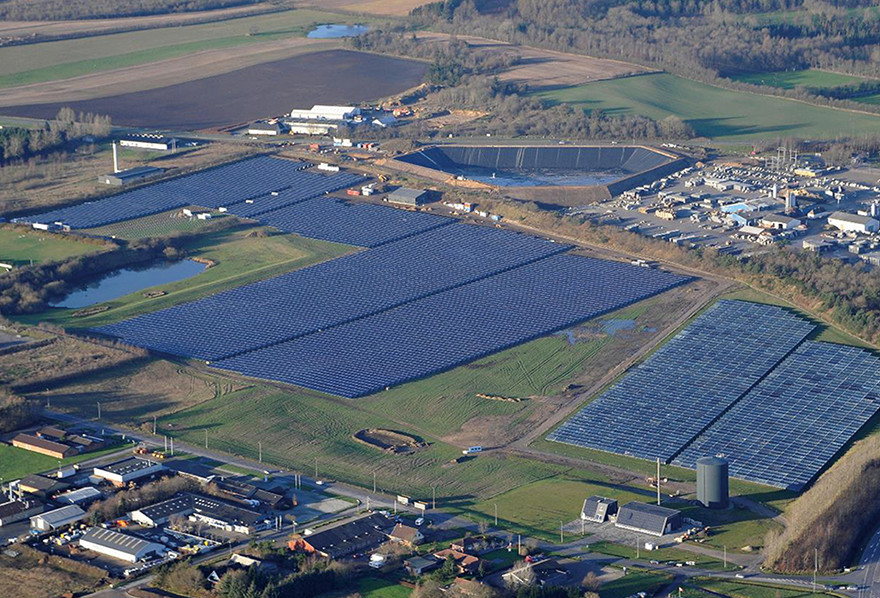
[731,69,867,90]
[16,227,355,328]
[689,579,833,598]
[0,9,373,87]
[588,541,728,571]
[600,568,672,598]
[357,577,411,598]
[538,73,880,140]
[0,442,133,480]
[0,226,109,266]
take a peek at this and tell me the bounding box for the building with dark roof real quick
[119,134,177,151]
[11,434,76,459]
[130,494,194,527]
[581,496,618,522]
[17,474,69,497]
[36,426,66,442]
[288,513,392,559]
[615,502,681,536]
[79,527,164,563]
[93,458,165,486]
[387,187,428,207]
[99,166,164,187]
[388,523,423,547]
[130,492,270,534]
[56,487,103,506]
[0,499,44,526]
[166,460,216,484]
[406,555,441,576]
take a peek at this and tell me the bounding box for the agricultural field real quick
[0,9,370,89]
[0,226,110,266]
[730,69,868,90]
[0,49,428,128]
[18,227,354,328]
[538,73,880,140]
[296,0,432,17]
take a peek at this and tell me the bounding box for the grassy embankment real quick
[538,72,880,140]
[0,226,111,266]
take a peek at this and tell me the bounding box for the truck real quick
[462,446,482,455]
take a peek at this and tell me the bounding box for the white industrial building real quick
[247,122,282,136]
[119,134,177,151]
[761,214,801,230]
[79,527,164,563]
[289,105,360,121]
[93,458,165,486]
[56,487,102,506]
[30,505,86,531]
[286,121,339,135]
[828,211,880,234]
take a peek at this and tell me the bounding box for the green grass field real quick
[16,227,355,328]
[589,542,727,570]
[357,578,412,598]
[688,579,833,598]
[538,73,880,140]
[0,442,133,480]
[83,209,231,241]
[0,9,372,88]
[0,227,109,266]
[731,69,867,90]
[600,568,673,598]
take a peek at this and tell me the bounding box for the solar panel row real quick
[95,224,571,360]
[14,156,333,229]
[248,196,453,247]
[219,172,365,219]
[547,300,816,462]
[675,341,880,489]
[213,255,690,398]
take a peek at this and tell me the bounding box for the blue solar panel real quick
[547,301,816,462]
[95,224,569,360]
[12,156,346,229]
[220,172,365,218]
[251,196,452,247]
[675,341,880,490]
[212,255,690,398]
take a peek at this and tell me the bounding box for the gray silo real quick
[696,456,729,509]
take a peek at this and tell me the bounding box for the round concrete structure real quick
[696,456,729,509]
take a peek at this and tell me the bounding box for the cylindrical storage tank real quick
[696,456,729,509]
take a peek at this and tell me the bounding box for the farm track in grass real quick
[15,228,356,329]
[538,73,880,140]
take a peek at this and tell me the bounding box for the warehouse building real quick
[614,502,681,536]
[93,458,165,486]
[79,527,164,563]
[289,105,360,121]
[11,434,77,459]
[286,121,339,136]
[56,487,103,506]
[581,496,618,522]
[16,474,69,497]
[30,505,86,531]
[0,499,44,526]
[387,187,428,207]
[828,211,880,234]
[248,122,283,136]
[761,214,801,230]
[119,134,177,151]
[288,513,392,559]
[131,493,270,535]
[130,493,193,527]
[99,166,164,187]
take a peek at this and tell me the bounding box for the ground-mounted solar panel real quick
[547,300,816,462]
[13,156,314,229]
[211,255,691,398]
[675,341,880,490]
[221,171,365,218]
[95,224,569,360]
[253,196,451,247]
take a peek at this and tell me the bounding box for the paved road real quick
[858,526,880,598]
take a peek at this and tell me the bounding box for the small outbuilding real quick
[615,502,681,536]
[99,166,164,186]
[581,496,618,522]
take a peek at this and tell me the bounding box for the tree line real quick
[0,0,257,21]
[1,107,111,163]
[0,389,36,433]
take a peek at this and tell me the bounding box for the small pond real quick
[52,259,207,309]
[307,24,369,39]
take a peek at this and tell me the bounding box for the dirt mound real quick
[353,428,425,453]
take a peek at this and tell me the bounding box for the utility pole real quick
[153,415,157,435]
[432,485,436,510]
[656,457,661,505]
[170,437,174,456]
[636,537,640,559]
[373,472,376,494]
[96,402,101,420]
[813,547,818,593]
[494,503,498,526]
[724,545,727,569]
[559,521,564,544]
[164,436,168,452]
[204,429,208,449]
[314,456,318,479]
[258,441,262,464]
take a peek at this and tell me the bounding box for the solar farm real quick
[549,300,880,490]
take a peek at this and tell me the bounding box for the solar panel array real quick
[95,224,569,360]
[220,172,365,219]
[250,196,452,247]
[212,255,690,398]
[675,341,880,489]
[13,157,348,229]
[547,301,816,462]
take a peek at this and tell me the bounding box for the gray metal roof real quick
[56,487,102,504]
[389,187,426,201]
[96,457,161,476]
[830,211,878,225]
[80,527,159,556]
[32,505,85,526]
[616,502,680,535]
[133,494,193,521]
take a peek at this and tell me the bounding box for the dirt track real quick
[0,37,337,108]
